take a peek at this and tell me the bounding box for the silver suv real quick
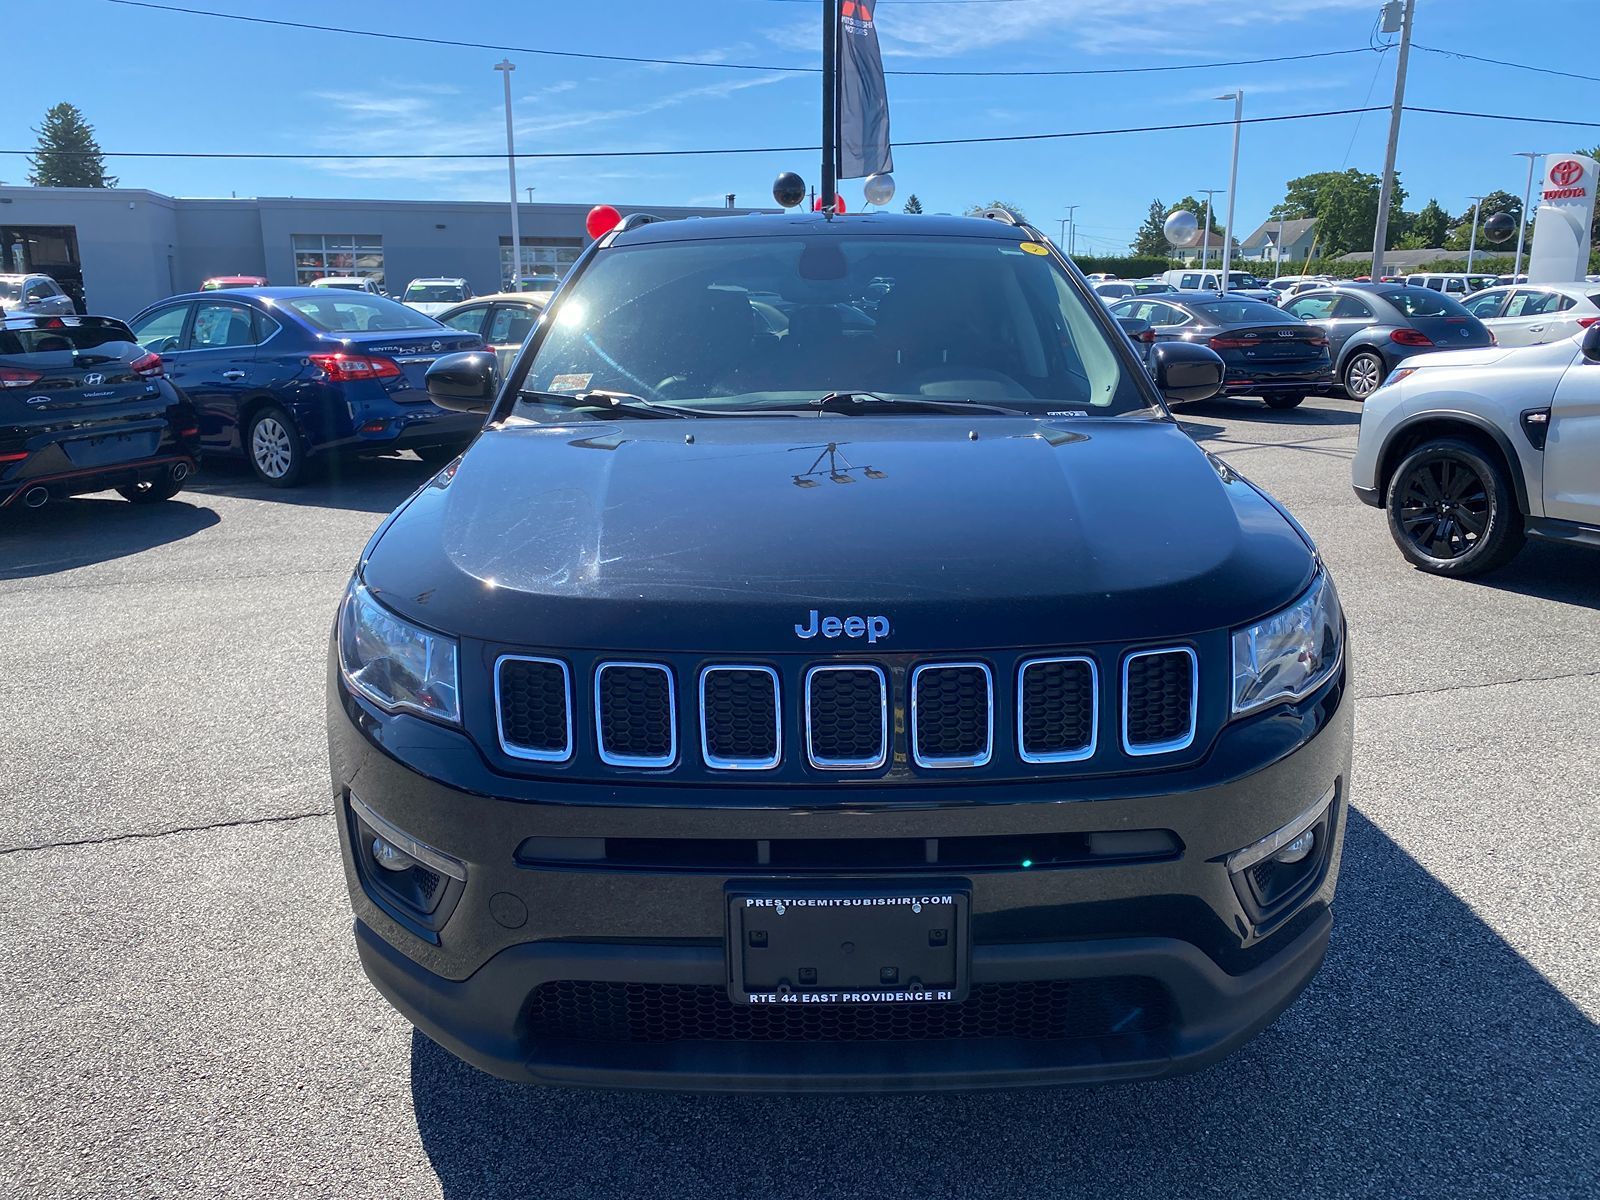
[1352,324,1600,575]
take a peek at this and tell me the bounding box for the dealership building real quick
[0,186,771,318]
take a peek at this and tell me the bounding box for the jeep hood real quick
[361,416,1316,652]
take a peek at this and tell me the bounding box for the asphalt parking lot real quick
[2,396,1596,1200]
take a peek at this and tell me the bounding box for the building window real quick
[292,234,384,288]
[499,236,582,289]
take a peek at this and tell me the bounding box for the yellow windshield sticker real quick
[1019,242,1049,256]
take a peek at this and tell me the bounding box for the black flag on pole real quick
[836,0,892,179]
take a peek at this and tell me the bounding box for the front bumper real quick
[330,665,1351,1092]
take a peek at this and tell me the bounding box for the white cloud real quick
[768,0,1372,59]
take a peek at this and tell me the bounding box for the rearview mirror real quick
[425,350,498,414]
[1583,323,1600,364]
[1149,342,1225,404]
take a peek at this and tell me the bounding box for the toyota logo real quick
[1551,159,1585,187]
[82,372,105,386]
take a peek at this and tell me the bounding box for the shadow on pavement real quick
[1455,538,1600,610]
[0,496,220,580]
[185,453,438,515]
[408,810,1598,1199]
[1179,398,1362,428]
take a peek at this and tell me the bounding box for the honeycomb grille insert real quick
[912,663,993,767]
[805,666,887,769]
[1018,657,1096,762]
[699,666,780,769]
[1122,648,1197,754]
[596,663,676,767]
[526,978,1172,1044]
[496,656,572,761]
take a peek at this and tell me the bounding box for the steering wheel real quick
[652,374,696,400]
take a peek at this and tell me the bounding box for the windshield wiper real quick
[519,389,696,420]
[804,391,1035,417]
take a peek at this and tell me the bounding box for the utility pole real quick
[1513,151,1541,281]
[820,0,838,212]
[495,59,522,292]
[1217,91,1244,294]
[1197,189,1222,273]
[1370,0,1415,282]
[1062,205,1079,257]
[1274,215,1286,278]
[1465,195,1484,275]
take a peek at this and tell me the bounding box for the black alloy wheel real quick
[1263,393,1305,410]
[1385,438,1524,577]
[117,475,185,504]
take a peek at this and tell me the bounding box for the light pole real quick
[1369,0,1420,284]
[1216,91,1243,294]
[1513,151,1541,281]
[495,59,522,292]
[1465,195,1484,275]
[1196,189,1222,273]
[1274,215,1286,278]
[1061,206,1079,257]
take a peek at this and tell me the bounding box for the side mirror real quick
[1583,323,1600,364]
[425,350,497,414]
[1150,342,1225,404]
[1115,316,1155,345]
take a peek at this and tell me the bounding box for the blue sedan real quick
[127,287,486,485]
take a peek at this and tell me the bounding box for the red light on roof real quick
[813,195,847,214]
[585,205,623,239]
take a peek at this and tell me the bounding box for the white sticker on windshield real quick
[1046,409,1089,417]
[550,373,593,392]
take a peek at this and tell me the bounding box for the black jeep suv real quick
[328,211,1351,1092]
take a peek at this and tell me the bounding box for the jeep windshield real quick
[515,232,1153,419]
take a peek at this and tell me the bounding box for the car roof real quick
[142,286,387,306]
[446,292,546,305]
[408,277,469,284]
[609,211,1034,247]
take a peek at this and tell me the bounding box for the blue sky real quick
[5,0,1598,252]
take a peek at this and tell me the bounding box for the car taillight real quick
[308,353,404,383]
[1390,328,1434,347]
[1306,335,1328,346]
[1577,316,1599,328]
[1209,336,1252,349]
[0,366,42,388]
[130,352,163,378]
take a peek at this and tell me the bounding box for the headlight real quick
[338,580,460,724]
[1231,570,1343,715]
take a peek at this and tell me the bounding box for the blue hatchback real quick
[127,288,486,485]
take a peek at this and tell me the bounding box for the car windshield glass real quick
[1379,288,1471,318]
[280,294,436,332]
[406,283,466,303]
[0,322,138,361]
[0,280,21,301]
[518,233,1147,418]
[1187,299,1288,325]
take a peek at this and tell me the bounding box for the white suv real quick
[1352,325,1600,576]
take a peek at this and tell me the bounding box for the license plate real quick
[727,886,969,1005]
[63,430,160,467]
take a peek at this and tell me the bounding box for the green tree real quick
[1130,197,1170,255]
[964,200,1029,224]
[27,102,116,188]
[1446,191,1525,251]
[1171,194,1223,234]
[1270,169,1405,256]
[1410,198,1451,248]
[902,194,923,214]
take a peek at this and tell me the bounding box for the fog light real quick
[1274,828,1315,865]
[371,836,415,872]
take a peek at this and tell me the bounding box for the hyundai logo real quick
[82,372,105,386]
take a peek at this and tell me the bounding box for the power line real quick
[103,1,1380,78]
[0,106,1391,163]
[1413,44,1600,86]
[1404,106,1600,133]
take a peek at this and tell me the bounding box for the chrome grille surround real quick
[698,664,782,771]
[804,664,889,770]
[1016,655,1099,764]
[1120,646,1199,757]
[493,654,574,763]
[910,661,994,769]
[594,661,677,768]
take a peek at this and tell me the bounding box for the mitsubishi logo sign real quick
[1550,160,1584,188]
